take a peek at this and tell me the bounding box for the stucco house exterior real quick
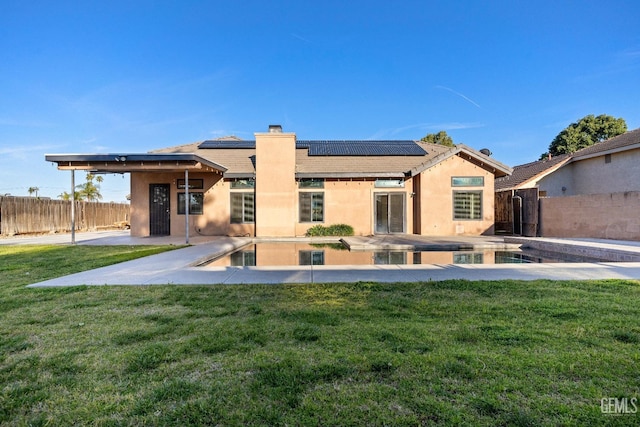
[496,127,640,197]
[495,127,640,240]
[46,125,512,238]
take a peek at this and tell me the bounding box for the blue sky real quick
[2,1,639,201]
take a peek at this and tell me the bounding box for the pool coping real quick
[21,232,640,286]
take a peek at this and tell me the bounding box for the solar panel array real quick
[198,140,427,156]
[198,140,256,149]
[300,140,427,156]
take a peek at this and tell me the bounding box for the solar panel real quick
[198,139,427,156]
[198,140,256,149]
[299,140,427,156]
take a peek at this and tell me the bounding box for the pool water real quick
[201,242,607,267]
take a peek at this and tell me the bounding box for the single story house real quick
[46,125,512,238]
[494,127,640,239]
[496,127,640,197]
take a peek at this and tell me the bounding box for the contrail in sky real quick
[435,85,481,108]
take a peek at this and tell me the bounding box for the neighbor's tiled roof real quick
[495,154,570,191]
[495,127,640,191]
[571,127,640,159]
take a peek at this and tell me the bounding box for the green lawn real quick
[1,245,640,426]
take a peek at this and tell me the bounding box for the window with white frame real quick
[453,191,482,220]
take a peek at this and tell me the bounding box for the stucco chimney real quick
[255,126,296,237]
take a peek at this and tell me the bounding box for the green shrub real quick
[305,223,354,237]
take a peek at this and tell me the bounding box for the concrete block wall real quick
[540,191,640,240]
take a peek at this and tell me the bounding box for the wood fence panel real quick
[515,188,539,237]
[494,191,513,234]
[0,197,129,235]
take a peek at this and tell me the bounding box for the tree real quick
[58,191,80,201]
[27,186,39,197]
[420,130,455,147]
[542,114,627,158]
[76,173,103,201]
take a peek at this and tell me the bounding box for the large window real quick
[177,193,203,215]
[299,192,324,222]
[231,193,255,223]
[453,191,482,220]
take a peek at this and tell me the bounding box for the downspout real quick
[185,169,189,245]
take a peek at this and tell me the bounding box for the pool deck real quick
[8,230,640,287]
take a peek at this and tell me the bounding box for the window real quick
[299,250,325,265]
[299,192,324,222]
[374,252,407,264]
[453,253,484,264]
[177,179,203,189]
[375,179,404,188]
[230,250,256,266]
[231,193,255,223]
[451,177,484,187]
[177,193,203,215]
[605,154,612,164]
[230,179,255,189]
[453,191,482,220]
[298,179,324,189]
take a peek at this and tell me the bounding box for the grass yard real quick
[1,245,640,426]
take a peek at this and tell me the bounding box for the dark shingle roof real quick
[154,138,511,178]
[571,127,640,158]
[496,128,640,191]
[198,140,427,156]
[495,154,570,191]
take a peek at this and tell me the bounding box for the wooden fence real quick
[0,197,130,236]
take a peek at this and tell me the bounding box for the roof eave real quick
[569,142,640,162]
[45,153,228,173]
[408,145,512,178]
[295,172,406,179]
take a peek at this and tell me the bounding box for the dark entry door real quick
[149,184,170,236]
[375,193,405,234]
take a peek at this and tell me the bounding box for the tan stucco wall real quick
[294,179,413,236]
[129,150,497,238]
[129,171,252,237]
[418,154,495,235]
[538,148,640,196]
[255,131,297,237]
[540,191,640,240]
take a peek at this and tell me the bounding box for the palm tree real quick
[76,173,103,201]
[28,186,39,197]
[58,191,80,201]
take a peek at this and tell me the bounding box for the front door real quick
[375,193,405,234]
[149,184,170,236]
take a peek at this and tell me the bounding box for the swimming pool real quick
[200,241,607,267]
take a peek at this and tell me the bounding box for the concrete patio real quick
[5,230,638,287]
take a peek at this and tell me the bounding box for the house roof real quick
[495,154,570,191]
[198,140,429,156]
[46,138,512,179]
[153,139,511,179]
[495,127,640,191]
[44,153,227,174]
[570,127,640,160]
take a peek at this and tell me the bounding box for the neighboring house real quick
[495,128,640,239]
[496,127,640,197]
[46,125,511,238]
